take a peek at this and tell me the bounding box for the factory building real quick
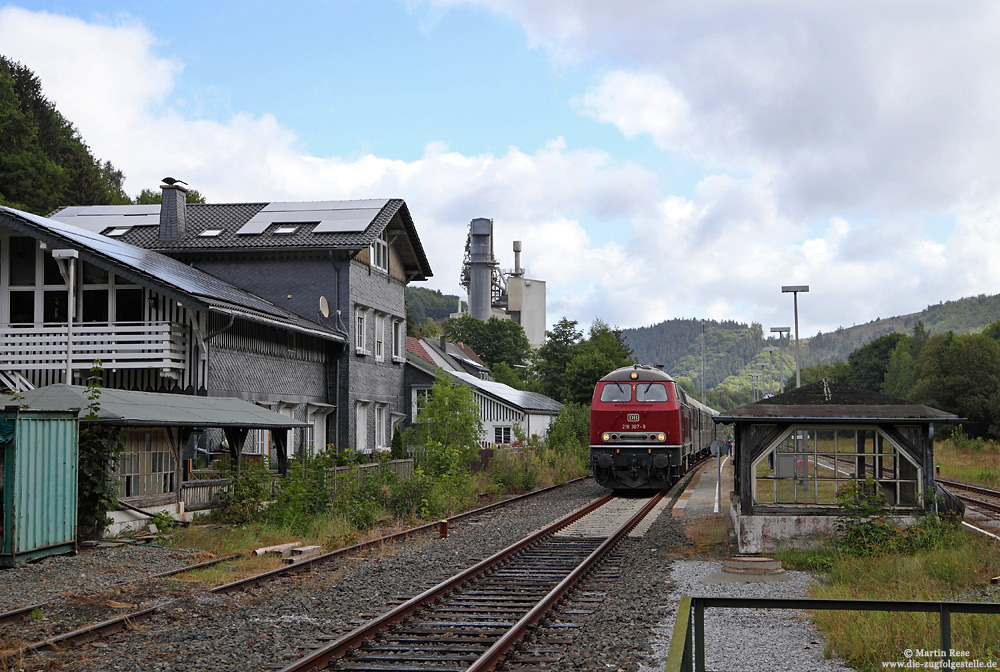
[459,218,546,349]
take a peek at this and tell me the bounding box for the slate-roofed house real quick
[0,182,432,473]
[405,336,561,447]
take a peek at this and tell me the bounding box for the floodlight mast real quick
[781,286,809,388]
[770,326,790,393]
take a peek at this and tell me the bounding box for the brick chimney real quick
[159,181,188,242]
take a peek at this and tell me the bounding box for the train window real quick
[636,383,668,402]
[599,383,632,402]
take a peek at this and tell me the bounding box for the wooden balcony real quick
[0,321,188,373]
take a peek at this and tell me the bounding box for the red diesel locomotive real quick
[590,365,718,490]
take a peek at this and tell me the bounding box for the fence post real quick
[664,595,692,672]
[694,597,706,672]
[940,603,952,666]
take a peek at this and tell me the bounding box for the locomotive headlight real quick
[657,433,666,442]
[602,432,611,442]
[630,371,638,380]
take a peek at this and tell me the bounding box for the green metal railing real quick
[665,596,1000,672]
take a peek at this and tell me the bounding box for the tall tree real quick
[909,332,1000,438]
[134,187,207,204]
[532,318,583,400]
[846,332,907,391]
[0,55,129,213]
[442,315,531,369]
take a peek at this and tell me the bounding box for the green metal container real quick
[1,409,79,567]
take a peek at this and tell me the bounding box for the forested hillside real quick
[0,56,130,214]
[621,293,1000,412]
[405,287,464,325]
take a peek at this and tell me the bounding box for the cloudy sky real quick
[3,1,998,338]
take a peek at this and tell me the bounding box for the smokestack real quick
[159,179,188,242]
[468,218,493,322]
[513,240,522,277]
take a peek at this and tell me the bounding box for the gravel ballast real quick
[1,479,854,671]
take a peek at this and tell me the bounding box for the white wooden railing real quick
[0,321,188,371]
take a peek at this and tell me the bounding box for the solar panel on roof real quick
[236,201,387,235]
[312,209,382,233]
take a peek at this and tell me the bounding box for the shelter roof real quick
[0,206,343,342]
[0,385,309,429]
[714,379,962,424]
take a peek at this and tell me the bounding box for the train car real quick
[590,364,719,491]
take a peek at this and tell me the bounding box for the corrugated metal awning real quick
[0,385,309,429]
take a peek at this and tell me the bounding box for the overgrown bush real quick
[834,477,962,557]
[76,363,124,538]
[217,459,272,525]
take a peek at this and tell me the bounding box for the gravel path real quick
[637,560,857,672]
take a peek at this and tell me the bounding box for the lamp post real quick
[758,362,770,398]
[770,327,790,393]
[763,347,778,396]
[781,286,809,388]
[52,249,79,384]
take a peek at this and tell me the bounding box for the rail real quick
[665,597,1000,672]
[0,321,187,371]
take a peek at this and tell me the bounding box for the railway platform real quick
[672,454,734,518]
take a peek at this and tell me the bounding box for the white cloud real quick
[6,4,1000,340]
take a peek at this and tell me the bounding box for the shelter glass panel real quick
[753,425,923,511]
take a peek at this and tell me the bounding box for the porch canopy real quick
[0,384,308,472]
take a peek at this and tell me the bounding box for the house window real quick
[495,426,512,445]
[375,404,388,451]
[116,428,177,500]
[753,427,922,508]
[356,402,369,454]
[8,237,36,286]
[371,228,389,272]
[374,314,385,361]
[392,319,405,362]
[413,387,431,422]
[355,306,368,354]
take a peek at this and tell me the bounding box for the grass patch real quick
[934,434,1000,488]
[781,526,1000,671]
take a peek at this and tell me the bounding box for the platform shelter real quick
[714,379,961,554]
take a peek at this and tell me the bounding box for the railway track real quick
[936,477,1000,515]
[281,492,664,672]
[0,480,589,665]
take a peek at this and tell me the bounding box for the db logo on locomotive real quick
[626,413,640,422]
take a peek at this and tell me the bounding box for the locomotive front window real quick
[636,383,668,402]
[600,383,632,402]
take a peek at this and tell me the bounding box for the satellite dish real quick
[319,296,330,319]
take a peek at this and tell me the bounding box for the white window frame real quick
[371,228,389,273]
[495,426,512,445]
[374,313,385,361]
[392,319,405,362]
[356,402,369,454]
[412,387,431,422]
[375,403,388,451]
[355,306,368,355]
